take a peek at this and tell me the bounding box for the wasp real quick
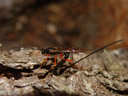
[40,40,122,75]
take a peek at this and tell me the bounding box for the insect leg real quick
[40,54,50,67]
[54,55,57,66]
[53,52,72,75]
[60,53,73,62]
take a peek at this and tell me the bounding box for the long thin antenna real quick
[68,40,122,68]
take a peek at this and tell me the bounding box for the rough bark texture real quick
[0,48,128,96]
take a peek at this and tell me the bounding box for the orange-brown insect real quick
[41,40,122,75]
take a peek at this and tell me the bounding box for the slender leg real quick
[40,54,50,67]
[0,73,4,77]
[54,55,57,66]
[53,53,73,75]
[60,53,73,62]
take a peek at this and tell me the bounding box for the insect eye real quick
[41,48,46,54]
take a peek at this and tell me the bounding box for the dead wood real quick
[0,48,128,96]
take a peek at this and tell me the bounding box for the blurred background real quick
[0,0,126,50]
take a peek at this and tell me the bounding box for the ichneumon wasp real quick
[41,47,73,66]
[40,40,122,75]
